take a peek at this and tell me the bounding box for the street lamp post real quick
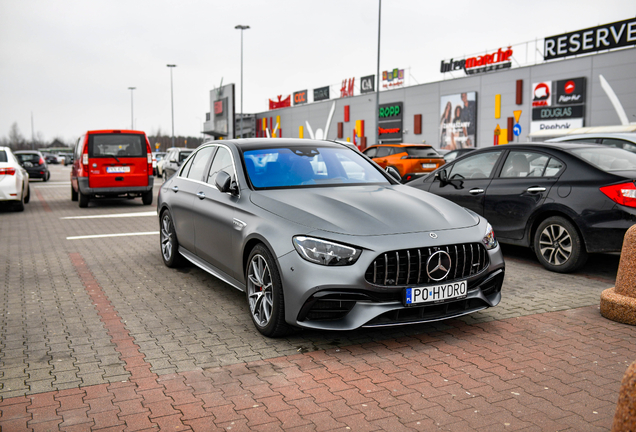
[166,64,177,147]
[235,25,250,139]
[128,87,136,129]
[375,0,381,145]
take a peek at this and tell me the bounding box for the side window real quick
[364,147,377,158]
[207,147,235,184]
[375,147,391,157]
[389,147,403,155]
[184,147,215,181]
[448,151,502,179]
[544,158,564,176]
[179,154,194,177]
[500,151,549,178]
[602,138,636,153]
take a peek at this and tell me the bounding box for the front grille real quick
[364,243,489,287]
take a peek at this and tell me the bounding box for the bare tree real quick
[8,122,25,149]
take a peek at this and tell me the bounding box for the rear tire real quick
[160,211,185,268]
[533,216,587,273]
[71,185,78,201]
[23,184,30,204]
[78,190,89,208]
[14,186,26,212]
[142,190,153,205]
[246,244,292,338]
[43,172,50,182]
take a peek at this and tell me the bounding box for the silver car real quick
[157,139,504,337]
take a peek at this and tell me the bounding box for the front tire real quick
[246,245,291,338]
[160,211,185,268]
[533,216,587,273]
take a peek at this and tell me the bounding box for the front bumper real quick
[277,234,505,331]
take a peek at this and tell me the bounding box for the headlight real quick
[293,236,361,266]
[482,223,498,250]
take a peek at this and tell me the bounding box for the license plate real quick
[106,166,130,173]
[422,163,437,169]
[405,280,467,305]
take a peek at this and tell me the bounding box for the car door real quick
[483,150,564,240]
[168,151,205,252]
[427,150,503,216]
[192,146,239,276]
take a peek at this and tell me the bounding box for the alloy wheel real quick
[161,214,174,261]
[538,224,572,266]
[247,254,274,327]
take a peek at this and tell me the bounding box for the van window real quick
[89,134,145,158]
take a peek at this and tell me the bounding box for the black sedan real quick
[407,142,636,273]
[14,151,51,181]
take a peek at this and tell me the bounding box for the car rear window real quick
[0,150,7,163]
[405,147,441,158]
[570,147,636,172]
[89,134,145,158]
[16,153,40,163]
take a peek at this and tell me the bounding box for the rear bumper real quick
[78,176,153,196]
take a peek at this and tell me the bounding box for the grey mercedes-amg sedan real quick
[157,139,504,337]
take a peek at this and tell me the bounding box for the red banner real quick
[269,95,291,110]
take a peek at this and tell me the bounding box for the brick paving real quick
[1,165,635,431]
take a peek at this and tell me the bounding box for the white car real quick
[0,146,30,211]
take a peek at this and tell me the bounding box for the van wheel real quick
[78,191,89,208]
[71,185,78,201]
[533,216,587,273]
[142,190,153,205]
[160,211,185,268]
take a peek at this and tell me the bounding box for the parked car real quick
[443,147,476,163]
[0,146,30,211]
[14,150,50,181]
[43,153,60,165]
[362,144,445,183]
[547,132,636,153]
[153,152,166,176]
[161,147,193,181]
[70,129,154,208]
[158,138,504,336]
[407,142,636,273]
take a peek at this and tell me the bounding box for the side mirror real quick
[436,169,449,185]
[385,166,402,182]
[215,171,238,194]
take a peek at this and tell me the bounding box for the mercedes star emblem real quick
[426,250,452,281]
[430,232,438,239]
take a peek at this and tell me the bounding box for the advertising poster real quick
[439,92,477,149]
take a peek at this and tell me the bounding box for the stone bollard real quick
[612,360,636,432]
[600,224,636,325]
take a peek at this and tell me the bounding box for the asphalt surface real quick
[1,164,634,431]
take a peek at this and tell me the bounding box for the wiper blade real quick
[105,153,120,163]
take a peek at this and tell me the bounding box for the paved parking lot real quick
[1,164,635,431]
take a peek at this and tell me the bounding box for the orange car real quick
[362,144,445,182]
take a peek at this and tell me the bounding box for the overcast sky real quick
[0,0,633,143]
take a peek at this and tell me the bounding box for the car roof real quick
[87,129,146,135]
[547,132,636,143]
[14,150,42,154]
[214,138,347,149]
[368,143,433,148]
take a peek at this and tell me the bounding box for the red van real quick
[71,130,154,208]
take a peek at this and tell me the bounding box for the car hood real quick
[250,184,479,236]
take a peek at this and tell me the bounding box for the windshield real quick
[570,147,636,172]
[243,146,389,189]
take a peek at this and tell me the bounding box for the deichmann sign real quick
[313,86,330,102]
[377,102,403,143]
[544,18,636,60]
[440,47,513,75]
[293,90,308,105]
[360,75,375,94]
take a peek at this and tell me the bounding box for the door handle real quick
[526,186,546,193]
[171,185,179,193]
[196,191,206,200]
[469,188,485,195]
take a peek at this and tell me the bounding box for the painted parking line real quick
[66,231,159,240]
[61,211,157,220]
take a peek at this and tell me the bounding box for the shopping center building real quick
[203,17,636,150]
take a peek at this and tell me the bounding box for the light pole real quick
[375,0,381,145]
[167,64,177,147]
[235,25,250,139]
[128,87,136,129]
